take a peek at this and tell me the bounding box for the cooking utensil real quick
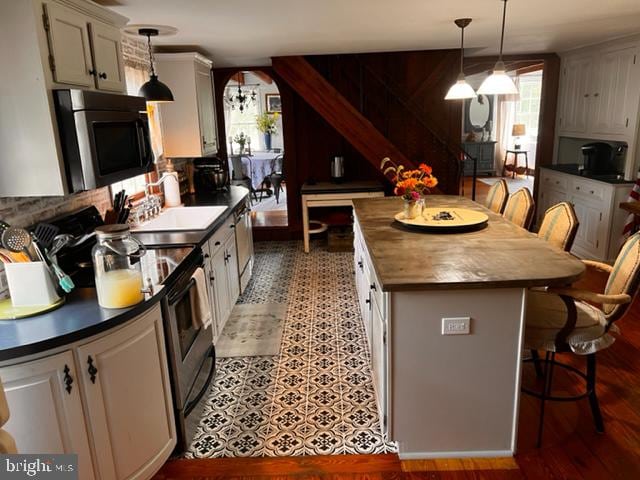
[33,223,60,250]
[2,227,33,255]
[31,234,74,294]
[0,220,10,233]
[48,234,76,257]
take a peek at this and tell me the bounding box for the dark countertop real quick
[0,186,249,362]
[132,185,249,247]
[543,164,633,185]
[0,246,197,362]
[353,196,585,292]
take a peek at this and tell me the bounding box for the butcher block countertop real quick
[353,195,585,291]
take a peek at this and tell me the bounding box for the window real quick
[513,71,542,138]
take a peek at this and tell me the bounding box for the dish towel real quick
[189,267,212,330]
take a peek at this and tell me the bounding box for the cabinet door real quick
[202,244,218,342]
[370,297,387,432]
[44,3,94,87]
[570,196,606,259]
[89,21,125,93]
[211,246,231,335]
[195,62,217,155]
[1,351,95,480]
[225,232,240,307]
[76,305,175,480]
[559,55,592,133]
[590,46,639,136]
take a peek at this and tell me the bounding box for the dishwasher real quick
[234,201,254,293]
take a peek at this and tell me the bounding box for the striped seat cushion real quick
[503,187,534,229]
[537,202,579,252]
[485,179,509,214]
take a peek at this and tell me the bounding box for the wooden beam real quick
[253,70,273,84]
[272,55,414,176]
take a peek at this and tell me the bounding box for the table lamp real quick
[512,124,526,150]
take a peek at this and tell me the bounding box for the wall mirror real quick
[464,95,494,133]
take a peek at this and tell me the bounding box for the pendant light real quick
[445,18,476,100]
[138,28,174,103]
[478,0,519,95]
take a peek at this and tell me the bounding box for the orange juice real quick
[96,269,144,309]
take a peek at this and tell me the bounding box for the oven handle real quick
[184,346,216,417]
[167,277,196,306]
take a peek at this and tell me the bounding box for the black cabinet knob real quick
[204,253,210,259]
[63,364,73,394]
[88,69,97,76]
[99,72,107,79]
[87,356,98,384]
[215,241,221,246]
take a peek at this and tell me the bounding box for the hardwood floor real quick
[154,193,640,479]
[251,210,288,228]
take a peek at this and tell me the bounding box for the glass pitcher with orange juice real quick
[92,224,147,309]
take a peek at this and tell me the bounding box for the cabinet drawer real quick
[541,171,568,191]
[207,216,234,254]
[569,178,606,202]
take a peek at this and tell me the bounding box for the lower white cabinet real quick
[0,304,176,480]
[204,217,241,342]
[1,351,95,479]
[353,218,388,431]
[537,167,632,262]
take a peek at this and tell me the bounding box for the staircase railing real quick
[317,55,478,198]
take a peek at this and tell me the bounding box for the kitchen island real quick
[352,195,585,458]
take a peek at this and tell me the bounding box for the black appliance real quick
[54,89,154,192]
[580,142,618,175]
[193,157,228,193]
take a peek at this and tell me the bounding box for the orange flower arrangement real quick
[380,157,438,202]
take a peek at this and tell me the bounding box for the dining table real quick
[240,152,281,190]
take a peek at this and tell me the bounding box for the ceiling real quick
[103,0,640,67]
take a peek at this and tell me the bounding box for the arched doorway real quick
[222,70,287,228]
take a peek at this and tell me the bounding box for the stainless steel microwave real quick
[54,89,153,192]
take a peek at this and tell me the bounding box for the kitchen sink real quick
[131,206,228,232]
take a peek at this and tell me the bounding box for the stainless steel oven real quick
[161,248,216,451]
[53,89,153,192]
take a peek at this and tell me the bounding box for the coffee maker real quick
[580,142,616,175]
[193,157,228,193]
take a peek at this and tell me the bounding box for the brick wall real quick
[0,36,152,299]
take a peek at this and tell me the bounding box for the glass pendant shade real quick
[477,61,518,95]
[445,74,477,100]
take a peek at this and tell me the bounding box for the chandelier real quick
[225,84,258,113]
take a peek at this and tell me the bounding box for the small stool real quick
[308,220,328,235]
[502,150,529,178]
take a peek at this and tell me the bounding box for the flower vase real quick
[403,199,421,219]
[264,133,272,151]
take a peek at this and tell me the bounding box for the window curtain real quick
[496,77,520,172]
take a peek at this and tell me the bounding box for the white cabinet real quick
[204,216,242,341]
[558,45,639,139]
[43,1,126,92]
[1,351,95,480]
[0,304,175,480]
[156,53,219,158]
[76,305,175,480]
[537,168,632,262]
[0,0,127,196]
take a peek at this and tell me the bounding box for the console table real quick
[301,181,385,253]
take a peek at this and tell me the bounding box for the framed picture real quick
[265,93,282,113]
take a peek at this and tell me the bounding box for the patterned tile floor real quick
[186,241,394,457]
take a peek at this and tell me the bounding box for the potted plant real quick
[233,132,248,154]
[381,157,438,219]
[256,112,279,151]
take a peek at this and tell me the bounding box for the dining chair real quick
[485,179,509,214]
[229,155,258,203]
[269,154,285,204]
[537,202,580,252]
[523,232,640,447]
[502,187,535,229]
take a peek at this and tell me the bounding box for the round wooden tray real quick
[394,207,489,232]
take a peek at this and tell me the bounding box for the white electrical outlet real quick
[441,317,471,335]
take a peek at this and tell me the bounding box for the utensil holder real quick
[5,262,60,307]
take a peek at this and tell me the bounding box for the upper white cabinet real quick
[44,1,126,92]
[558,44,640,139]
[0,304,175,480]
[0,0,128,196]
[155,53,219,158]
